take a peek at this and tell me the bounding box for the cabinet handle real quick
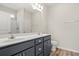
[38,48,42,51]
[39,40,41,43]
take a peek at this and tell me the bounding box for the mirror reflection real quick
[0,10,18,34]
[0,3,45,38]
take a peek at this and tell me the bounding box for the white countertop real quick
[0,34,50,48]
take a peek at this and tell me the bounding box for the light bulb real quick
[10,14,15,18]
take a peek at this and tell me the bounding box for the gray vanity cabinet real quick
[44,36,52,56]
[0,35,52,56]
[35,36,52,56]
[0,40,34,56]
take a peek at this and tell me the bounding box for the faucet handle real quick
[9,34,14,39]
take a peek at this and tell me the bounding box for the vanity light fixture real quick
[31,3,43,12]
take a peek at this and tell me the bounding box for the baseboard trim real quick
[58,46,79,53]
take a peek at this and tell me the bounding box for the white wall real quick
[17,9,32,33]
[32,5,48,33]
[47,3,79,51]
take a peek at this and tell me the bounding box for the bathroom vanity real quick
[0,34,52,56]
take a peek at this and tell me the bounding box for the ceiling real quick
[44,3,57,7]
[0,3,55,13]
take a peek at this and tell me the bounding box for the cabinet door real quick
[23,47,35,56]
[36,43,43,56]
[44,40,51,56]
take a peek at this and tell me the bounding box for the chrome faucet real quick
[9,14,15,39]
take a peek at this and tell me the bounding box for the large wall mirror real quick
[0,3,33,36]
[0,11,18,35]
[0,3,44,36]
[0,4,19,35]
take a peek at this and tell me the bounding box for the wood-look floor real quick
[50,48,79,56]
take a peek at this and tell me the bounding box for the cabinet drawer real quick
[0,40,34,56]
[44,36,51,41]
[35,38,43,44]
[36,43,43,56]
[23,47,35,56]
